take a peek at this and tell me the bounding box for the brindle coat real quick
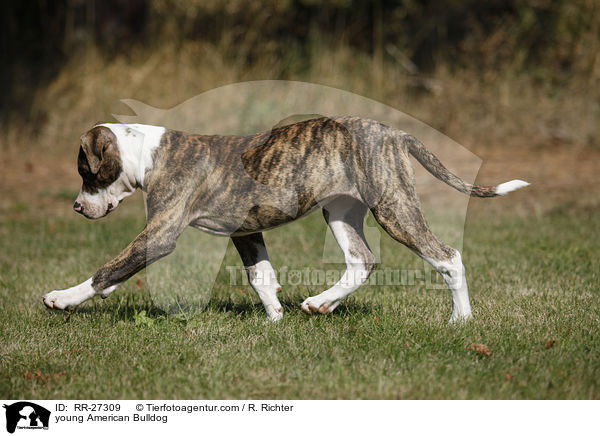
[47,116,528,321]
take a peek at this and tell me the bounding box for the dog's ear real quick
[79,127,116,174]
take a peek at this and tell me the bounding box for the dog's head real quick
[74,126,136,219]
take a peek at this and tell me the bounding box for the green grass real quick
[0,200,598,399]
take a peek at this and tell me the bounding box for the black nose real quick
[73,201,83,213]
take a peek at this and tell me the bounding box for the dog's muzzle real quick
[73,201,113,218]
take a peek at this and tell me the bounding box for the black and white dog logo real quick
[3,402,50,433]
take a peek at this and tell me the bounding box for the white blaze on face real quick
[75,173,136,218]
[75,123,165,218]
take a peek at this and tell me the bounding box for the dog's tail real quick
[405,134,529,197]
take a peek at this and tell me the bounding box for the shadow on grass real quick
[52,292,380,323]
[208,298,377,318]
[73,300,168,320]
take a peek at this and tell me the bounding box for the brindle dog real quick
[43,117,529,322]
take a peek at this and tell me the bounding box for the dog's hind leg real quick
[370,196,472,323]
[232,232,284,321]
[301,196,377,315]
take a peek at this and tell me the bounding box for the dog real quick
[43,117,529,322]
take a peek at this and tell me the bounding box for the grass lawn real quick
[0,197,598,399]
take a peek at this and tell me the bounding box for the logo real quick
[3,402,50,433]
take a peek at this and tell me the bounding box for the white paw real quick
[301,295,339,315]
[42,278,95,310]
[265,304,284,322]
[43,290,81,310]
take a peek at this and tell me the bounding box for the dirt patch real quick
[0,148,81,218]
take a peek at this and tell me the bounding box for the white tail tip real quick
[495,179,530,196]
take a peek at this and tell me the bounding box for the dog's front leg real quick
[43,222,181,310]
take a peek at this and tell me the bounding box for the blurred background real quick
[0,0,598,214]
[1,2,598,401]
